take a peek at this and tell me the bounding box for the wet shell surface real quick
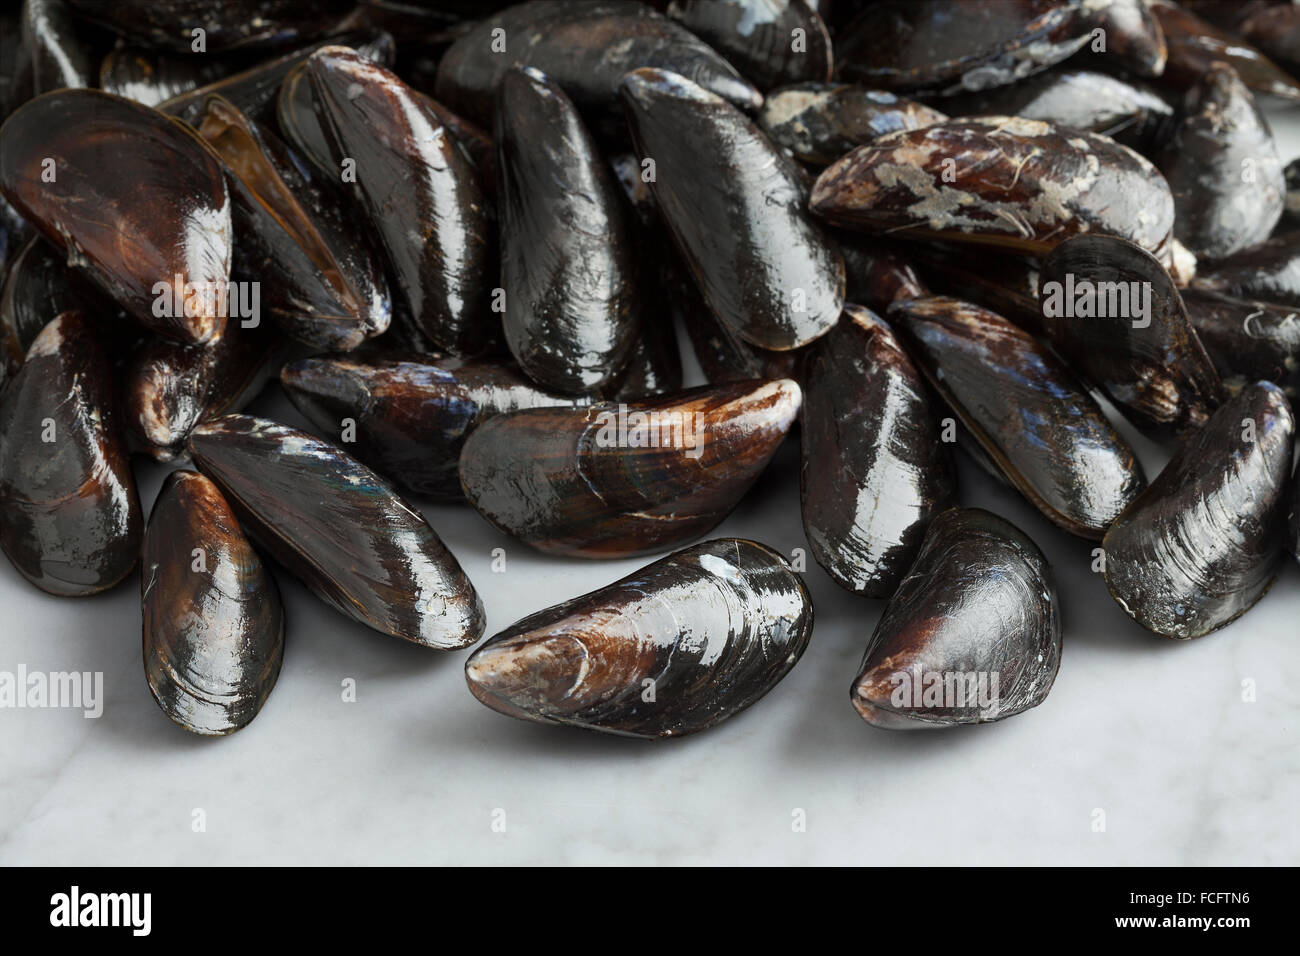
[1182,289,1300,402]
[667,0,833,91]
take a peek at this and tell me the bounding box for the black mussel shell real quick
[65,0,356,53]
[465,537,813,739]
[434,1,761,129]
[0,191,34,280]
[0,311,141,595]
[1086,0,1167,77]
[835,0,1090,95]
[622,68,844,351]
[1192,232,1300,307]
[459,379,802,558]
[851,508,1061,729]
[1103,382,1295,639]
[308,47,494,355]
[24,0,102,94]
[1287,158,1300,222]
[1039,235,1223,437]
[667,0,833,91]
[496,68,639,394]
[1183,288,1300,401]
[800,306,955,597]
[1151,0,1300,101]
[0,89,232,345]
[189,414,484,648]
[758,83,947,166]
[142,470,283,736]
[1233,3,1300,77]
[893,295,1147,538]
[280,352,588,499]
[600,305,684,401]
[903,242,1043,333]
[837,236,929,313]
[810,117,1177,265]
[99,47,234,108]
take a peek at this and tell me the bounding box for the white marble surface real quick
[2,107,1300,868]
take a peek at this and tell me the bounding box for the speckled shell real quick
[465,537,813,739]
[1183,288,1300,402]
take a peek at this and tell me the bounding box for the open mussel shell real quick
[1183,289,1300,402]
[308,47,493,355]
[65,0,355,53]
[142,470,283,736]
[1191,231,1300,307]
[434,0,761,129]
[758,83,947,166]
[851,508,1061,729]
[280,352,589,499]
[622,68,844,352]
[800,306,955,597]
[0,89,231,344]
[465,537,813,739]
[1103,382,1295,639]
[893,295,1146,538]
[1039,235,1223,437]
[810,117,1176,263]
[188,414,484,649]
[1150,0,1300,101]
[459,379,801,558]
[0,311,141,596]
[496,68,638,394]
[834,0,1090,95]
[667,0,833,90]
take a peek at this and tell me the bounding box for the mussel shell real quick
[433,0,761,129]
[903,242,1043,333]
[1290,457,1299,564]
[189,414,484,648]
[308,48,494,355]
[65,0,356,53]
[1235,3,1300,77]
[24,0,101,94]
[1102,382,1295,639]
[1039,234,1223,436]
[667,0,833,90]
[893,295,1146,538]
[142,470,283,736]
[496,68,639,394]
[1286,158,1300,221]
[1151,0,1300,100]
[622,68,844,351]
[459,379,802,558]
[837,236,929,313]
[1086,0,1167,77]
[800,306,955,596]
[1183,288,1300,402]
[758,83,947,166]
[599,304,684,401]
[0,89,232,345]
[851,507,1061,729]
[0,311,141,595]
[99,46,235,108]
[1191,231,1300,307]
[464,537,813,739]
[280,352,588,499]
[810,117,1176,262]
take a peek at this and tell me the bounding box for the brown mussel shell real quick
[893,295,1146,538]
[903,242,1044,333]
[308,47,493,355]
[1150,0,1300,101]
[1039,234,1223,437]
[188,414,484,649]
[1103,382,1295,639]
[280,352,588,499]
[23,0,102,94]
[142,470,283,736]
[459,379,802,558]
[0,311,142,595]
[837,237,929,313]
[1191,231,1300,307]
[433,0,761,128]
[758,83,947,166]
[99,46,235,108]
[800,306,955,597]
[1183,288,1300,401]
[1086,0,1167,77]
[496,68,639,394]
[0,89,232,344]
[810,116,1176,263]
[851,507,1061,729]
[667,0,833,90]
[465,537,813,739]
[622,68,845,351]
[1234,3,1300,78]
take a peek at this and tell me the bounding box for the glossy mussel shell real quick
[0,90,232,344]
[1183,288,1300,401]
[142,470,283,736]
[667,0,833,90]
[459,379,802,558]
[1151,0,1300,101]
[893,296,1146,538]
[621,68,844,351]
[0,311,142,595]
[66,0,355,53]
[188,414,484,648]
[1192,231,1300,308]
[851,508,1061,729]
[1103,382,1295,640]
[496,68,639,394]
[465,537,813,739]
[800,306,955,597]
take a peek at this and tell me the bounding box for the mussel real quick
[189,414,484,648]
[1102,382,1295,639]
[99,46,234,107]
[667,0,833,91]
[23,0,100,94]
[1085,0,1167,77]
[851,508,1061,729]
[758,84,947,166]
[1183,289,1300,402]
[0,311,141,596]
[65,0,356,53]
[459,379,801,558]
[1150,0,1300,101]
[1192,232,1300,307]
[464,537,813,739]
[142,470,283,736]
[837,238,929,314]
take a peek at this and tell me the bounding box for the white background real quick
[1,108,1298,868]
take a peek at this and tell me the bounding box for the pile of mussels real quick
[1,0,1298,739]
